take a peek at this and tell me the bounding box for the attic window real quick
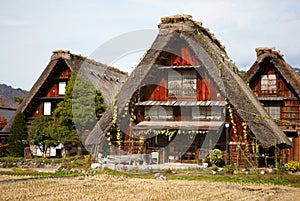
[261,74,276,91]
[168,70,196,97]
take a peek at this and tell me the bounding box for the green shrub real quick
[209,149,223,165]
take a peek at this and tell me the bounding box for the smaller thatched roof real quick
[244,47,300,99]
[3,50,128,133]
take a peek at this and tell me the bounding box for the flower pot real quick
[132,168,138,173]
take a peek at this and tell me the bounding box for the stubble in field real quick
[0,174,299,201]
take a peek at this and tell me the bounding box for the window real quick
[44,102,51,116]
[261,74,276,90]
[58,82,66,95]
[192,107,222,120]
[145,106,173,121]
[168,70,196,97]
[264,102,280,119]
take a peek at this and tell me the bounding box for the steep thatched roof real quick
[3,50,127,133]
[86,14,291,150]
[244,47,300,99]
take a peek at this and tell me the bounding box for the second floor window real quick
[44,102,51,116]
[145,106,173,121]
[168,70,196,97]
[263,102,280,119]
[59,82,66,95]
[261,74,276,91]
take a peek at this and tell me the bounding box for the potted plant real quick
[120,165,127,173]
[211,165,219,174]
[224,164,234,175]
[202,158,209,168]
[245,167,250,175]
[268,165,274,173]
[209,149,223,166]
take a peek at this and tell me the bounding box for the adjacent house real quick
[244,47,300,161]
[86,15,291,166]
[0,105,16,143]
[3,50,127,157]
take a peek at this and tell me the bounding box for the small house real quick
[4,50,127,157]
[244,47,300,161]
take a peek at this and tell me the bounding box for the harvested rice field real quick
[1,174,300,201]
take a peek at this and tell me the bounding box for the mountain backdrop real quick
[0,84,28,108]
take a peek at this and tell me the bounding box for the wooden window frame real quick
[145,106,173,121]
[261,74,276,91]
[168,70,197,98]
[43,102,51,116]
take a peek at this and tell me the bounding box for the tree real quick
[72,73,106,131]
[14,96,24,104]
[28,116,57,158]
[7,112,27,157]
[53,72,106,157]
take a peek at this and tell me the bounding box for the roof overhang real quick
[283,129,298,137]
[136,100,226,107]
[132,121,224,130]
[258,97,284,101]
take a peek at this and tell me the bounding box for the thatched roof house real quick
[86,15,291,159]
[245,47,300,98]
[244,47,300,161]
[3,50,128,134]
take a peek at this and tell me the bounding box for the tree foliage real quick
[14,96,24,104]
[28,116,57,157]
[209,148,223,165]
[72,73,106,131]
[7,112,27,157]
[53,72,106,156]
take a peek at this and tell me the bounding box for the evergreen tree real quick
[7,112,27,157]
[28,116,57,158]
[53,72,106,157]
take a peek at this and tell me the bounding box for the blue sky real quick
[1,0,300,90]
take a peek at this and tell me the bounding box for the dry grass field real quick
[1,174,300,201]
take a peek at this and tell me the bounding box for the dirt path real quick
[0,174,299,200]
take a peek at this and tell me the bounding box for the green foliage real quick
[7,112,27,157]
[72,73,105,131]
[14,96,24,104]
[209,149,223,165]
[28,116,57,157]
[224,164,234,171]
[0,156,23,162]
[211,166,219,171]
[53,72,106,156]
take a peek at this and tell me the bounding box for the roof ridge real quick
[51,50,127,75]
